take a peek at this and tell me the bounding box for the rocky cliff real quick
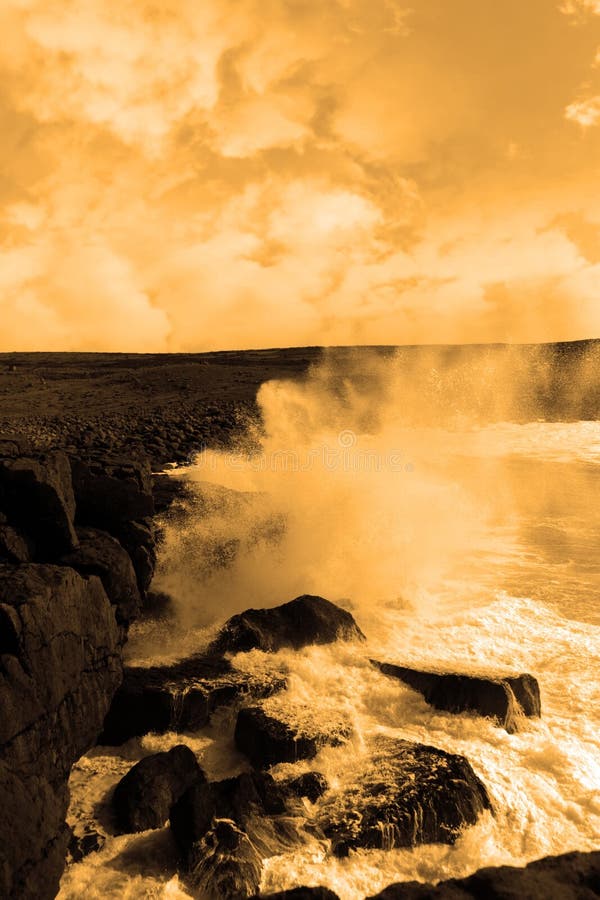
[0,437,157,899]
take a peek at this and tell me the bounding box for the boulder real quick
[182,818,263,900]
[100,654,285,745]
[0,564,122,898]
[373,662,541,733]
[283,772,329,803]
[152,473,191,516]
[0,451,78,557]
[366,849,600,899]
[71,455,154,531]
[171,770,300,896]
[210,594,365,655]
[60,527,142,626]
[235,707,349,768]
[112,745,203,833]
[68,826,106,863]
[319,737,492,857]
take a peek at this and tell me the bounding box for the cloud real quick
[0,0,599,350]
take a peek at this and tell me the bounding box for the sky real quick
[1,0,600,351]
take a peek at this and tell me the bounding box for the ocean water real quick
[58,419,600,900]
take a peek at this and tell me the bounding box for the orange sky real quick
[1,0,600,351]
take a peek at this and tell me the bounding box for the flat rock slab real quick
[235,707,350,768]
[366,849,600,899]
[319,737,492,857]
[373,662,541,733]
[100,654,285,745]
[210,594,365,655]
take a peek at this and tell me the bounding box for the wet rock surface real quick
[319,737,492,857]
[366,849,600,899]
[100,654,286,745]
[211,594,366,655]
[235,706,350,768]
[373,662,541,733]
[283,772,329,803]
[112,744,203,833]
[171,770,302,899]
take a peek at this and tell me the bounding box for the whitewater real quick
[59,361,600,900]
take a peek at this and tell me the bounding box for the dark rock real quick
[110,518,156,594]
[152,473,191,515]
[71,455,154,531]
[0,524,32,563]
[319,737,492,857]
[60,526,142,626]
[254,890,340,900]
[171,770,300,896]
[100,654,285,745]
[0,762,70,900]
[0,451,78,557]
[373,662,541,733]
[235,707,349,768]
[68,826,106,863]
[182,818,263,900]
[112,745,203,833]
[365,849,600,899]
[283,772,329,803]
[211,594,365,655]
[0,564,122,898]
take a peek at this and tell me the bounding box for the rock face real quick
[373,662,541,733]
[0,450,78,557]
[70,455,154,531]
[112,745,203,833]
[235,707,349,768]
[60,526,142,626]
[366,849,600,899]
[171,771,299,899]
[101,654,285,745]
[211,594,365,655]
[0,564,122,899]
[319,738,492,858]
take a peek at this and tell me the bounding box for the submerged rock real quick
[100,654,285,745]
[319,737,492,857]
[68,826,106,862]
[283,772,329,804]
[113,744,203,833]
[235,707,349,768]
[366,849,600,899]
[373,662,541,733]
[210,594,365,655]
[60,526,142,626]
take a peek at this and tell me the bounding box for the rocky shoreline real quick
[0,431,598,898]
